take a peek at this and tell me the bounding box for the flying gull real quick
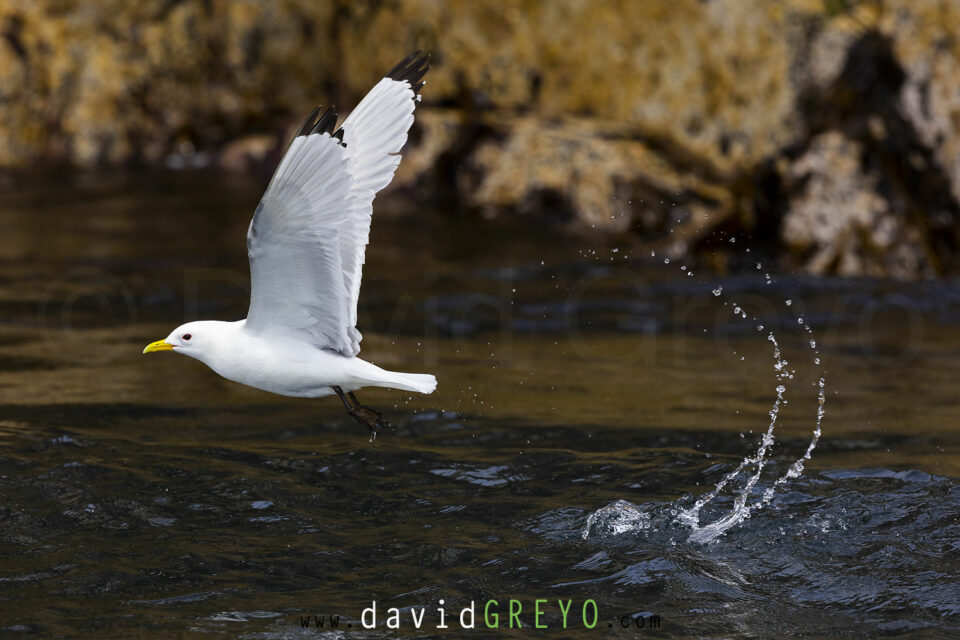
[144,51,436,440]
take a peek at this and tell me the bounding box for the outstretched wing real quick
[244,52,429,356]
[245,107,358,352]
[338,51,430,346]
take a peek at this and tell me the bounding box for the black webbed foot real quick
[332,386,390,442]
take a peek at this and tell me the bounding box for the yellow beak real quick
[143,339,175,354]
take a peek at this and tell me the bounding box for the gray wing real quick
[245,52,429,356]
[245,107,359,353]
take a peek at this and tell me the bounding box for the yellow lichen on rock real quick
[468,115,729,233]
[0,0,958,277]
[0,0,341,165]
[336,0,814,173]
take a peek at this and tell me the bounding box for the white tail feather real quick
[381,372,437,394]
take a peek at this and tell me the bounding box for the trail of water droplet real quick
[678,272,826,543]
[581,263,827,544]
[680,327,788,542]
[746,323,825,517]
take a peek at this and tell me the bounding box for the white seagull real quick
[144,52,436,440]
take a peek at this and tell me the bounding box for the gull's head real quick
[143,321,222,360]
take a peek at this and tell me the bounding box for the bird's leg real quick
[331,386,386,442]
[333,385,354,412]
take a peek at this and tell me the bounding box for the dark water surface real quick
[1,173,959,638]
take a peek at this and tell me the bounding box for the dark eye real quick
[182,333,192,341]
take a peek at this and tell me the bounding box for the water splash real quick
[678,331,789,542]
[679,283,826,543]
[581,500,650,538]
[580,267,827,545]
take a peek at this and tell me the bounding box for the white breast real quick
[192,322,354,398]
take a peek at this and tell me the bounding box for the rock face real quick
[0,1,342,166]
[0,0,958,278]
[782,131,930,278]
[779,25,960,278]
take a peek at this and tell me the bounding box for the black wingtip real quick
[387,50,431,93]
[295,105,322,138]
[310,106,338,136]
[295,105,345,146]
